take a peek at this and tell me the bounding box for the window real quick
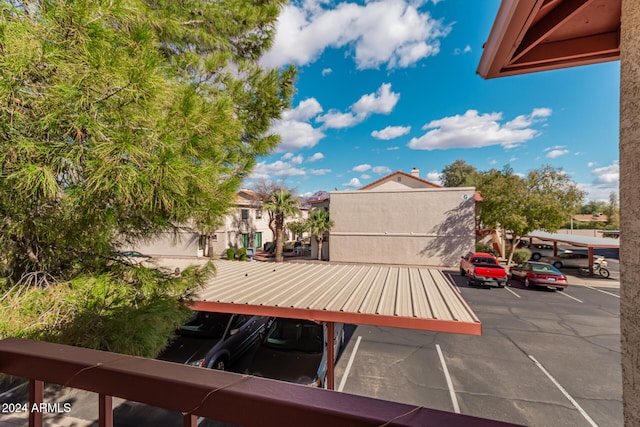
[241,233,249,248]
[212,234,218,242]
[256,209,262,219]
[241,209,249,220]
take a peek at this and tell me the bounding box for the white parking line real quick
[436,344,460,414]
[584,285,620,298]
[558,291,583,303]
[529,355,598,427]
[0,383,24,399]
[504,286,521,298]
[338,335,362,392]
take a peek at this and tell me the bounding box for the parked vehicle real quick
[540,251,606,269]
[158,311,269,370]
[460,252,508,287]
[246,318,344,388]
[510,261,568,291]
[116,251,153,265]
[519,243,556,261]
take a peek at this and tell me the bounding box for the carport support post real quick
[588,247,594,275]
[326,321,335,390]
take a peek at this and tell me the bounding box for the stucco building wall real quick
[329,187,476,266]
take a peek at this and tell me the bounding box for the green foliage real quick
[511,249,531,265]
[0,0,295,282]
[441,160,481,187]
[0,263,213,357]
[0,0,294,356]
[286,219,308,239]
[475,242,496,256]
[226,247,237,261]
[237,247,247,261]
[307,209,333,261]
[477,164,584,265]
[263,190,300,262]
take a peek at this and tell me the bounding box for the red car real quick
[510,261,568,291]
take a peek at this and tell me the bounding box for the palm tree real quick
[307,209,334,261]
[263,190,300,262]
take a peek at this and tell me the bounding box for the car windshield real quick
[264,319,323,353]
[531,264,561,274]
[179,312,231,339]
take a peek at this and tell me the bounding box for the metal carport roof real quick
[525,230,620,249]
[192,261,481,336]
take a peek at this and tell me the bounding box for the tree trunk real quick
[275,227,284,262]
[317,237,323,261]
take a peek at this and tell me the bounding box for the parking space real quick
[334,272,622,427]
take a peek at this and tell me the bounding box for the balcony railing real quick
[0,338,519,427]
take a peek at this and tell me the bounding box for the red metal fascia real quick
[189,301,482,336]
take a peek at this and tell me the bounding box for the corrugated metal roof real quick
[192,261,481,336]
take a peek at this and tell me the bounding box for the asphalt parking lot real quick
[334,270,621,427]
[1,264,621,427]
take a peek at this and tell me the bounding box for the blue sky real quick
[247,0,620,202]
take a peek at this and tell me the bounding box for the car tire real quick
[524,277,530,288]
[556,287,565,291]
[212,358,226,371]
[599,268,610,279]
[553,261,563,269]
[468,278,475,287]
[531,253,541,261]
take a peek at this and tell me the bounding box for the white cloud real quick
[316,110,363,129]
[321,68,332,76]
[260,0,451,70]
[372,166,392,175]
[546,149,569,159]
[360,174,371,179]
[290,154,304,164]
[372,125,411,140]
[250,160,306,180]
[308,152,325,162]
[587,161,597,167]
[310,168,332,175]
[352,164,372,172]
[387,146,400,150]
[272,98,326,152]
[454,44,472,55]
[592,161,619,185]
[577,160,619,201]
[352,83,400,115]
[281,152,294,160]
[407,108,551,151]
[343,177,362,188]
[426,170,442,184]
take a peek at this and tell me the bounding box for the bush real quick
[237,247,247,261]
[475,242,496,256]
[226,247,236,261]
[511,249,531,265]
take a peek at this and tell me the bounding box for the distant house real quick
[327,168,476,266]
[125,189,306,258]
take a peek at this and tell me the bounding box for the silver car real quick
[540,251,606,269]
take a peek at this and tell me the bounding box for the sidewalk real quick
[562,272,620,289]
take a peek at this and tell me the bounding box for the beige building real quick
[127,189,307,258]
[328,168,476,266]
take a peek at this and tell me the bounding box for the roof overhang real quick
[192,261,481,336]
[477,0,621,79]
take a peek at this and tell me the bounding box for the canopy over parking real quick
[523,231,619,272]
[191,261,481,389]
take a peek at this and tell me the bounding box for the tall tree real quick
[0,0,295,354]
[478,165,584,266]
[441,160,480,187]
[607,191,620,229]
[307,209,333,261]
[263,189,300,262]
